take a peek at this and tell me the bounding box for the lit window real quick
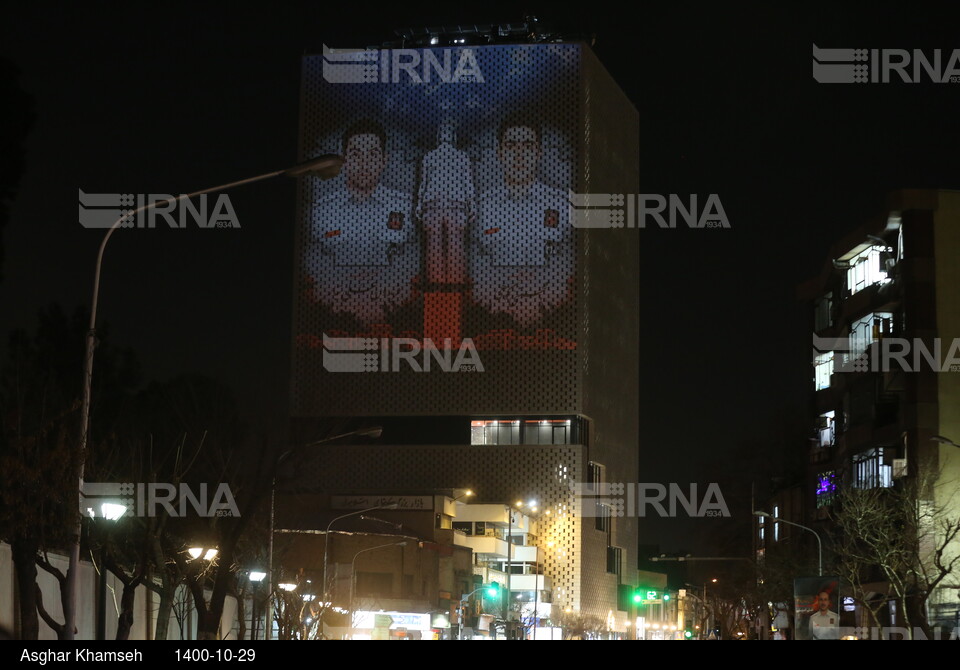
[848,312,894,359]
[853,448,893,489]
[815,352,834,390]
[470,420,520,444]
[471,418,573,444]
[817,411,835,447]
[816,471,838,508]
[846,247,890,296]
[523,419,571,445]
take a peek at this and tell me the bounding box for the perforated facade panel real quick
[298,443,588,614]
[288,41,639,630]
[291,44,582,417]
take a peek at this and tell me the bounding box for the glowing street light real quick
[66,154,344,639]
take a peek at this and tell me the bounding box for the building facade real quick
[800,189,960,631]
[287,40,640,635]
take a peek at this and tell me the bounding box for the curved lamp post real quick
[265,425,382,640]
[348,541,408,639]
[753,511,823,576]
[66,154,343,640]
[321,503,399,614]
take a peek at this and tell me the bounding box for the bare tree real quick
[0,305,137,639]
[831,462,960,639]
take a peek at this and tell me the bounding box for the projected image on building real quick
[293,44,585,415]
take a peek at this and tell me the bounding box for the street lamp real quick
[348,541,408,639]
[91,502,126,640]
[505,499,536,639]
[67,154,343,639]
[754,511,823,576]
[932,435,960,448]
[246,570,267,642]
[321,503,399,618]
[187,547,219,561]
[359,515,403,531]
[266,426,382,640]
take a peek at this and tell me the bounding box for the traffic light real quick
[484,582,500,599]
[632,590,643,604]
[684,629,693,639]
[663,593,670,602]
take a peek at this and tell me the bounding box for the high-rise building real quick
[287,39,639,634]
[800,189,960,631]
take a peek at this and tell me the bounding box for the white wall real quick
[0,542,239,640]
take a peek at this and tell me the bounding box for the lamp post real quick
[682,582,711,639]
[247,570,267,641]
[266,425,382,640]
[92,502,126,640]
[505,499,536,639]
[754,511,823,576]
[67,154,343,639]
[321,503,399,620]
[348,541,407,639]
[451,488,474,502]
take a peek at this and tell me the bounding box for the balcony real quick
[512,545,541,563]
[473,565,508,584]
[510,573,552,592]
[458,534,510,558]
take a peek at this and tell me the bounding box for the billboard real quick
[292,43,586,416]
[794,576,842,640]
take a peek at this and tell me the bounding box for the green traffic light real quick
[632,592,642,603]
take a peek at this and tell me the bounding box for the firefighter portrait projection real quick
[293,44,583,415]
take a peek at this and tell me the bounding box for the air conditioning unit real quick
[893,458,908,479]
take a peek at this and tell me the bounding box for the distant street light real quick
[266,425,382,640]
[754,511,823,576]
[321,503,399,618]
[66,154,344,639]
[348,541,408,639]
[505,499,537,639]
[92,507,124,640]
[359,515,403,531]
[187,547,219,561]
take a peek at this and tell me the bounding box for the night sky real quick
[3,3,959,555]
